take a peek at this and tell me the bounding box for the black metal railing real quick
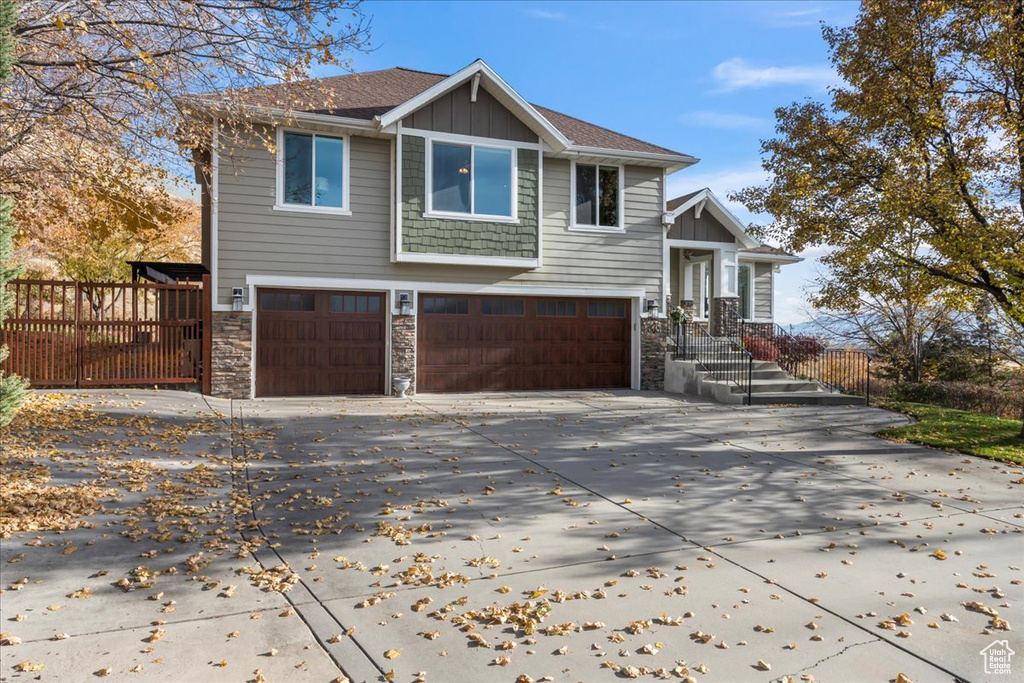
[727,310,872,400]
[674,319,753,404]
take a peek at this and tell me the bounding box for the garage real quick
[255,288,385,397]
[417,294,631,392]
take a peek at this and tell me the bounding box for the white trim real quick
[564,145,698,171]
[738,251,803,264]
[667,238,742,250]
[424,136,519,221]
[402,126,542,150]
[536,148,544,267]
[390,137,396,262]
[663,189,759,249]
[423,210,518,224]
[569,161,624,231]
[376,59,571,150]
[394,125,403,263]
[275,126,351,213]
[244,275,644,300]
[272,204,352,216]
[249,283,257,398]
[395,252,540,268]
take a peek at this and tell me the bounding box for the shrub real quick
[742,335,779,361]
[889,381,1024,420]
[776,334,823,365]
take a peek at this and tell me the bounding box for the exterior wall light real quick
[398,292,412,316]
[232,287,244,311]
[645,298,658,317]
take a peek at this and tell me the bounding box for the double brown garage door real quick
[417,294,631,392]
[255,289,631,396]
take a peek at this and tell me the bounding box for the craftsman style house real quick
[193,60,797,398]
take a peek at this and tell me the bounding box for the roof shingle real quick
[211,66,687,157]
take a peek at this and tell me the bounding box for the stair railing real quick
[728,310,871,401]
[674,318,753,404]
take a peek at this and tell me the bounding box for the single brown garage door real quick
[256,288,385,397]
[417,294,631,392]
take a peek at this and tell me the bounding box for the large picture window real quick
[429,141,514,219]
[573,163,621,229]
[279,131,348,212]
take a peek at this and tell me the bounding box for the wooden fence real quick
[1,276,211,389]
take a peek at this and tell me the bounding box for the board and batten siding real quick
[401,82,538,143]
[215,128,664,305]
[668,208,736,243]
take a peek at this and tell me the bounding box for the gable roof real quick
[665,188,759,249]
[376,60,571,151]
[194,60,695,166]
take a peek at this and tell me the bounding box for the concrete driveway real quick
[1,390,1021,682]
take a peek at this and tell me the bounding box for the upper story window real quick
[276,129,350,214]
[428,139,515,220]
[572,162,622,231]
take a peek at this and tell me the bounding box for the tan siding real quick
[753,261,773,320]
[215,129,662,305]
[402,82,537,143]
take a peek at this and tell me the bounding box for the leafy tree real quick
[0,1,28,427]
[1,1,370,209]
[738,0,1024,330]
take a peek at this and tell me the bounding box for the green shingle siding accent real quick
[401,135,539,259]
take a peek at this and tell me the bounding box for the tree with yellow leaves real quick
[738,0,1024,330]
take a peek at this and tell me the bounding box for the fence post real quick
[201,274,212,395]
[73,282,82,388]
[866,355,871,405]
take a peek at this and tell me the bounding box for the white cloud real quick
[680,110,767,129]
[711,57,837,93]
[524,8,566,22]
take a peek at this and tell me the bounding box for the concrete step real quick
[703,378,822,394]
[748,391,867,406]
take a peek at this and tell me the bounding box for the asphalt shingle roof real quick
[215,67,686,157]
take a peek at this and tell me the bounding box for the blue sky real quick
[331,1,860,323]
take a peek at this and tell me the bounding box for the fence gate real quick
[2,278,209,388]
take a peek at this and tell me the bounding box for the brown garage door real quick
[417,294,631,392]
[256,288,385,397]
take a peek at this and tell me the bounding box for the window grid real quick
[422,297,469,315]
[536,300,578,317]
[587,301,626,318]
[481,299,524,316]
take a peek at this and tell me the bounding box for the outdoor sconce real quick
[398,292,412,316]
[232,287,244,311]
[645,299,658,317]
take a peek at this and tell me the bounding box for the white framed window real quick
[570,161,623,232]
[275,128,351,215]
[425,137,517,222]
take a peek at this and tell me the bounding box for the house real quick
[188,59,797,398]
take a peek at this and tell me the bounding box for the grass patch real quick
[874,399,1024,464]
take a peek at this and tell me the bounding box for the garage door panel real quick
[256,288,384,397]
[531,325,578,343]
[327,320,382,342]
[418,294,629,392]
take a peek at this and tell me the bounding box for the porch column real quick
[681,260,696,319]
[710,247,740,337]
